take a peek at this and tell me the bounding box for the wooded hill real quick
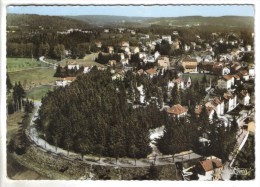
[66,15,254,29]
[7,14,90,30]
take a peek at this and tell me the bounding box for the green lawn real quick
[7,58,47,72]
[26,85,54,100]
[181,73,217,82]
[9,68,56,89]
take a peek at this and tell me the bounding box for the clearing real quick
[7,58,49,72]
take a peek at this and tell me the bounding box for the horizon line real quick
[7,13,254,18]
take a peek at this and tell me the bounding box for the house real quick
[104,29,109,33]
[167,80,175,90]
[118,28,125,33]
[247,121,255,135]
[210,63,230,76]
[231,63,241,73]
[130,30,136,35]
[130,46,140,54]
[146,56,156,63]
[154,51,160,60]
[108,60,117,66]
[121,46,130,53]
[197,156,224,181]
[184,44,190,52]
[248,63,255,77]
[120,41,130,47]
[111,70,125,81]
[246,45,252,51]
[136,84,145,103]
[182,77,192,88]
[207,97,224,116]
[212,97,225,116]
[95,41,102,48]
[203,55,213,62]
[161,35,172,44]
[222,67,231,75]
[172,39,180,50]
[67,61,79,70]
[167,104,188,118]
[206,46,213,52]
[83,66,92,74]
[217,75,234,90]
[238,90,250,106]
[120,59,129,66]
[139,52,147,59]
[223,91,237,112]
[237,69,249,81]
[190,42,196,49]
[173,31,179,35]
[107,46,114,54]
[195,105,215,120]
[182,58,198,73]
[172,78,185,89]
[56,77,76,87]
[145,68,158,78]
[157,56,170,69]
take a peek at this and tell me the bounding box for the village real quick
[5,9,255,181]
[46,27,255,180]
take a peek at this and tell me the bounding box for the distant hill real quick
[7,14,90,30]
[146,16,254,28]
[7,14,254,30]
[66,15,254,29]
[66,15,151,27]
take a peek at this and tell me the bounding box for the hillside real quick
[7,14,90,30]
[66,15,151,27]
[66,15,254,29]
[146,16,254,28]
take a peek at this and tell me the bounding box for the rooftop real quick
[167,104,188,115]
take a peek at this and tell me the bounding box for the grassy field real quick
[9,68,56,89]
[7,58,47,72]
[181,73,217,82]
[26,85,54,100]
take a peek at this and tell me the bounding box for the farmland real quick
[9,68,56,89]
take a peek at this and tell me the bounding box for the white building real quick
[56,77,76,87]
[248,63,255,77]
[161,35,172,44]
[83,66,92,74]
[67,61,80,70]
[238,90,250,106]
[157,56,170,69]
[223,92,238,112]
[246,45,252,51]
[217,75,234,90]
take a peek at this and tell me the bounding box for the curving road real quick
[27,101,201,168]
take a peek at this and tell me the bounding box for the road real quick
[39,56,55,66]
[27,101,201,168]
[221,115,250,180]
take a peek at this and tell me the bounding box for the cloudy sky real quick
[7,5,254,17]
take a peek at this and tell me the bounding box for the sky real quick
[7,5,254,17]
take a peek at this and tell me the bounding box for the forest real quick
[36,67,237,162]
